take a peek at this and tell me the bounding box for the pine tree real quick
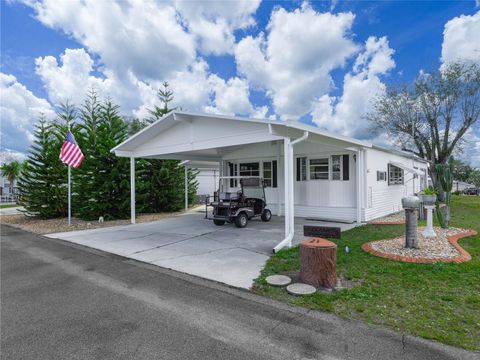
[75,90,102,218]
[148,82,175,121]
[76,91,131,220]
[133,82,198,212]
[18,116,68,218]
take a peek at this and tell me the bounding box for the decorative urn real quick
[402,196,420,209]
[421,194,437,206]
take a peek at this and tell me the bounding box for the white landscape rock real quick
[286,283,316,296]
[266,275,292,287]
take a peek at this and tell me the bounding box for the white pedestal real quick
[423,205,436,238]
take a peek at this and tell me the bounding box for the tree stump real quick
[300,238,337,289]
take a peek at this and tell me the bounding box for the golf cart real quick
[206,176,272,228]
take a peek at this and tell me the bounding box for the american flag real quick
[59,132,84,168]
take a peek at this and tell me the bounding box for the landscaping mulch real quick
[363,226,475,263]
[0,211,186,235]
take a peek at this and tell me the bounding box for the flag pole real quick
[68,164,71,226]
[67,122,71,226]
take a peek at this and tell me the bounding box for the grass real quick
[0,203,18,209]
[254,195,480,351]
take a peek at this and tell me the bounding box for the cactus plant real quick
[435,157,454,228]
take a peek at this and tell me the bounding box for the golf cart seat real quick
[246,198,264,214]
[219,192,238,201]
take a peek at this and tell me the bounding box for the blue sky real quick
[1,0,479,165]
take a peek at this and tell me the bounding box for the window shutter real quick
[229,163,234,187]
[272,160,277,188]
[342,154,349,180]
[296,157,301,181]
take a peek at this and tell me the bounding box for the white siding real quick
[364,148,428,221]
[223,140,357,222]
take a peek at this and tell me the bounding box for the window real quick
[263,161,272,187]
[388,164,404,185]
[229,163,238,187]
[331,155,341,180]
[296,157,307,181]
[310,158,329,180]
[239,162,259,177]
[377,171,387,181]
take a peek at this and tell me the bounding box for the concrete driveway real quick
[46,211,355,288]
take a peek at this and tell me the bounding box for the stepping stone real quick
[266,275,292,287]
[286,283,316,296]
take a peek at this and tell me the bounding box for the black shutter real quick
[272,161,277,188]
[229,163,234,187]
[296,157,300,181]
[343,154,349,180]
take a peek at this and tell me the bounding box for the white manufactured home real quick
[112,112,428,252]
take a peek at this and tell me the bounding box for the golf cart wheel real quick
[213,219,225,226]
[261,209,272,222]
[235,213,248,228]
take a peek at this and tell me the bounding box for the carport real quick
[112,111,369,252]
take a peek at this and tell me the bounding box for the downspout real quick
[273,131,309,253]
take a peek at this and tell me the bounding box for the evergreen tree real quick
[76,91,131,220]
[18,116,68,217]
[133,82,198,212]
[75,90,102,218]
[79,94,130,220]
[148,82,175,121]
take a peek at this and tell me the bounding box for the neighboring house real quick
[0,175,18,202]
[453,180,474,192]
[112,112,429,252]
[0,175,16,194]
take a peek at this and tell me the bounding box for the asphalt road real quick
[1,225,478,360]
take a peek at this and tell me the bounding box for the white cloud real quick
[29,0,196,81]
[35,48,112,106]
[207,75,252,115]
[23,1,262,121]
[235,4,358,119]
[174,0,261,55]
[135,60,258,119]
[0,149,27,165]
[457,128,480,168]
[441,11,480,66]
[0,73,54,153]
[312,36,395,138]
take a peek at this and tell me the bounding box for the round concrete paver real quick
[286,283,316,296]
[266,275,292,287]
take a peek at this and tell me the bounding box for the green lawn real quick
[0,203,18,209]
[254,195,480,350]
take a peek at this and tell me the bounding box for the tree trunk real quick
[300,238,337,289]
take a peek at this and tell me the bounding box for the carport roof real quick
[112,111,372,154]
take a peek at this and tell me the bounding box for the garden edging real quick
[361,229,477,263]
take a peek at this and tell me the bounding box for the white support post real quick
[184,165,188,212]
[288,141,294,247]
[356,149,362,225]
[277,141,281,216]
[274,132,308,253]
[283,137,291,238]
[130,156,136,224]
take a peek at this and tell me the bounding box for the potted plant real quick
[420,186,437,206]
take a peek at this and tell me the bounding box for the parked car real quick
[463,187,479,195]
